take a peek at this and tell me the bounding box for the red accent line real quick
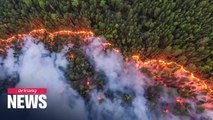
[8,88,47,94]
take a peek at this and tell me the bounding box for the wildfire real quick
[132,55,213,109]
[49,30,94,39]
[142,58,212,92]
[131,54,212,92]
[0,28,94,47]
[0,28,212,109]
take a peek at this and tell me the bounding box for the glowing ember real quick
[86,81,90,87]
[113,48,119,53]
[132,55,140,61]
[132,55,141,68]
[69,54,75,59]
[102,42,111,47]
[163,108,170,113]
[176,97,184,103]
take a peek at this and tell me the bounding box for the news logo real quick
[7,88,47,109]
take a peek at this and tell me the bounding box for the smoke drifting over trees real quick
[0,37,212,120]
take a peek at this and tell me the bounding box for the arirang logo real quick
[7,88,47,109]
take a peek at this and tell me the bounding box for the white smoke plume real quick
[84,37,150,120]
[83,37,213,120]
[0,36,212,120]
[0,37,88,120]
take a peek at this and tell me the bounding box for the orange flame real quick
[132,55,141,68]
[0,28,94,45]
[132,55,140,61]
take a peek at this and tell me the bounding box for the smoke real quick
[0,37,88,120]
[0,49,17,80]
[83,37,213,120]
[84,37,151,120]
[0,36,212,120]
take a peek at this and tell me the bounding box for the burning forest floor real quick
[0,29,212,120]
